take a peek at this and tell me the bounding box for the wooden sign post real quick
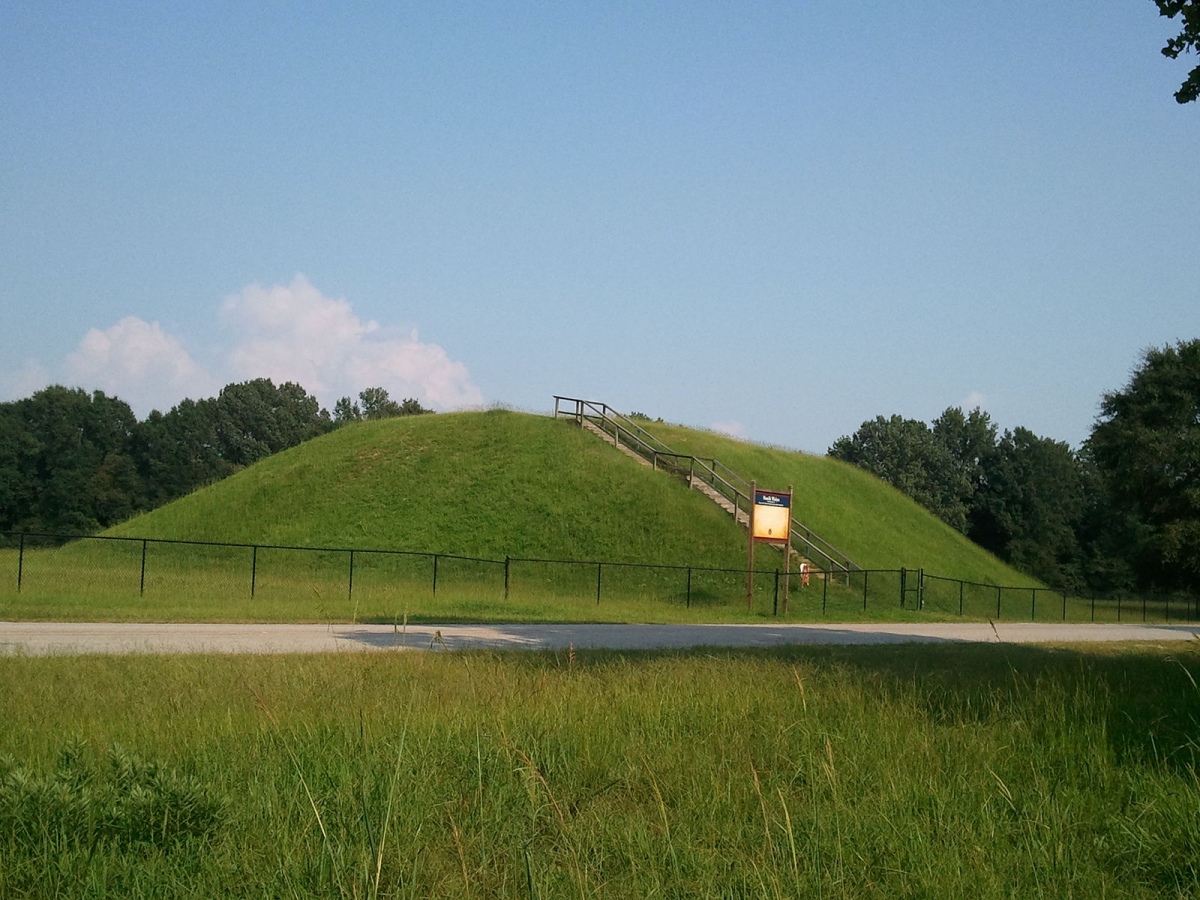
[746,480,756,610]
[750,484,793,616]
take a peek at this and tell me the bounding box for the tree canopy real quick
[829,339,1200,593]
[829,414,972,533]
[1155,0,1200,103]
[0,380,433,537]
[1087,339,1200,589]
[333,388,432,423]
[830,408,1089,590]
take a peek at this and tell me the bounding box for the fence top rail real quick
[4,530,926,582]
[921,572,1050,592]
[0,531,504,566]
[12,528,1119,598]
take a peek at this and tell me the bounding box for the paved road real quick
[2,621,1198,655]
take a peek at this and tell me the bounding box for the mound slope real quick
[107,409,1034,584]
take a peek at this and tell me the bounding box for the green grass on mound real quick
[2,409,1050,623]
[107,410,754,566]
[648,421,1036,586]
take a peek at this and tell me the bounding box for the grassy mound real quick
[646,421,1035,587]
[107,410,751,567]
[106,409,1030,583]
[2,409,1045,622]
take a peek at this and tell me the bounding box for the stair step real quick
[581,419,652,467]
[562,397,855,575]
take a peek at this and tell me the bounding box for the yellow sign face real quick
[752,490,791,542]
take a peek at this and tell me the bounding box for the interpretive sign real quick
[752,489,791,543]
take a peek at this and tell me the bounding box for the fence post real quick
[1091,592,1095,623]
[17,533,25,592]
[140,539,147,596]
[1143,594,1147,623]
[432,554,439,596]
[996,585,1001,619]
[862,570,869,610]
[504,556,510,600]
[348,550,355,602]
[1061,591,1066,622]
[686,567,692,608]
[919,569,924,609]
[773,569,779,616]
[822,570,828,614]
[596,563,602,605]
[1118,594,1122,622]
[1031,589,1036,622]
[900,567,906,608]
[251,546,258,599]
[959,580,964,616]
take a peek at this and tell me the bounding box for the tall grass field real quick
[3,643,1200,897]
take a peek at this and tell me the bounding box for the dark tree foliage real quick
[831,407,1091,588]
[1155,0,1200,103]
[136,398,231,505]
[212,379,332,469]
[1074,448,1144,594]
[829,415,971,532]
[1,378,348,537]
[1088,339,1200,590]
[333,388,432,423]
[971,428,1087,590]
[931,405,998,504]
[0,387,144,534]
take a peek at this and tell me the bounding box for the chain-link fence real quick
[2,531,1195,621]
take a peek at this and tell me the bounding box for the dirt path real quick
[2,620,1197,655]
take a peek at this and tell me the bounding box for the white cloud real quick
[712,420,747,439]
[961,391,989,411]
[65,317,215,412]
[3,275,483,416]
[221,275,484,409]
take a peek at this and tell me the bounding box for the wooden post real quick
[781,484,792,616]
[747,480,756,610]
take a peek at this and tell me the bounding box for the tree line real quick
[829,339,1200,595]
[0,379,430,536]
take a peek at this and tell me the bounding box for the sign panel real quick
[752,490,791,543]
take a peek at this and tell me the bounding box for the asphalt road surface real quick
[2,621,1198,655]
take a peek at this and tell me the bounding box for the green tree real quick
[1154,0,1200,103]
[333,396,362,424]
[397,396,432,416]
[0,387,146,534]
[1088,339,1200,589]
[971,428,1087,589]
[336,388,433,423]
[829,415,971,532]
[358,386,402,420]
[135,398,231,505]
[932,406,998,530]
[213,379,331,468]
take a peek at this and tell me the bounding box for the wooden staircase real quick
[555,396,861,578]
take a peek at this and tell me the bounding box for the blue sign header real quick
[755,491,790,508]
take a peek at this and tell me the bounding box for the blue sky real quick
[2,1,1197,453]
